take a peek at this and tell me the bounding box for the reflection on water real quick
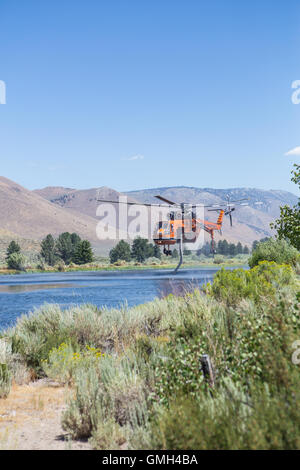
[0,283,76,293]
[0,267,243,330]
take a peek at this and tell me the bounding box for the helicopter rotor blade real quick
[97,199,172,208]
[154,195,178,205]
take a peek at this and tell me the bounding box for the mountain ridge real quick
[0,176,297,254]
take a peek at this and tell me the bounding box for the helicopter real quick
[97,193,252,273]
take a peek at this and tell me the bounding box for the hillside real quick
[1,177,297,254]
[0,176,100,242]
[34,184,299,247]
[124,186,299,245]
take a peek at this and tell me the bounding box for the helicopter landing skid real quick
[173,238,183,274]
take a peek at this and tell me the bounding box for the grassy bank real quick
[1,260,300,449]
[0,254,249,275]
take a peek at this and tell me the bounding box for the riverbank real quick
[0,261,299,450]
[0,257,249,275]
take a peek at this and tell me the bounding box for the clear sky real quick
[0,0,299,194]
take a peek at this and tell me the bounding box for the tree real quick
[248,238,300,268]
[71,233,81,249]
[6,241,20,260]
[197,241,212,257]
[271,164,300,250]
[131,237,153,263]
[236,242,243,254]
[228,243,237,256]
[40,234,56,266]
[243,245,250,254]
[172,248,179,258]
[7,253,26,270]
[55,232,74,264]
[109,240,131,264]
[153,244,162,259]
[73,240,94,265]
[217,240,224,254]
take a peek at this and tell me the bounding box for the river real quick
[0,267,238,330]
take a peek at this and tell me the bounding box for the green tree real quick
[71,233,81,250]
[109,240,131,264]
[243,245,250,254]
[271,164,300,250]
[153,244,162,259]
[236,242,243,254]
[40,234,56,266]
[228,243,237,256]
[217,240,224,254]
[7,253,26,270]
[131,237,152,263]
[6,241,21,260]
[248,238,300,268]
[172,248,179,258]
[73,240,94,265]
[55,232,74,264]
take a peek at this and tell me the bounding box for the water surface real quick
[0,267,236,330]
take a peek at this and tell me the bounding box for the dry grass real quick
[0,380,91,450]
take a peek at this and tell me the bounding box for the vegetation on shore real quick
[0,236,252,275]
[0,167,299,448]
[0,237,299,449]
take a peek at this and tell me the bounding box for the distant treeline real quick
[109,237,270,264]
[5,232,94,270]
[196,238,270,257]
[197,240,249,257]
[109,237,161,264]
[40,232,94,266]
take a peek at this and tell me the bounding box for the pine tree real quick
[236,242,243,254]
[131,237,151,263]
[73,240,93,265]
[229,243,237,256]
[6,240,21,260]
[55,232,74,264]
[40,234,56,266]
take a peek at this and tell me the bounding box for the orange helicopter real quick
[97,194,249,273]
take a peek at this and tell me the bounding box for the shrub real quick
[42,342,105,384]
[56,260,66,272]
[62,355,148,440]
[213,255,224,264]
[0,363,11,398]
[248,238,300,268]
[151,378,300,450]
[206,261,295,306]
[109,240,131,264]
[7,253,26,270]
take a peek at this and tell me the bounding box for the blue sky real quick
[0,0,299,193]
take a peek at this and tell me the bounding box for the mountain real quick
[124,186,299,246]
[0,176,100,242]
[1,176,297,255]
[33,186,121,219]
[33,183,298,247]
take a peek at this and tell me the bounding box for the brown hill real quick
[0,176,99,242]
[34,183,299,247]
